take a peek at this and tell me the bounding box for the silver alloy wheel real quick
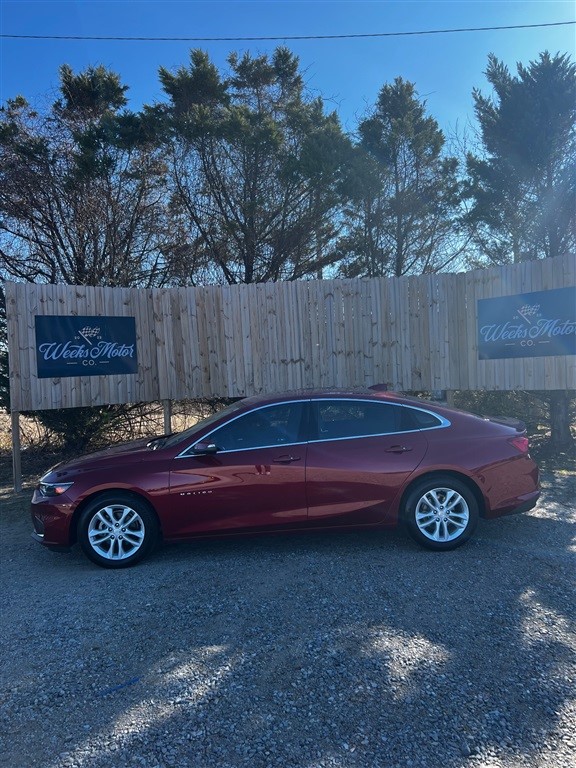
[87,503,146,561]
[414,487,470,543]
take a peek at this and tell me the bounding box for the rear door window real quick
[311,400,405,441]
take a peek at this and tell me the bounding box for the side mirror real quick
[192,442,219,455]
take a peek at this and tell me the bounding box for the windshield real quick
[161,401,245,449]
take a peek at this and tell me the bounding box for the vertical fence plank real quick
[410,274,429,391]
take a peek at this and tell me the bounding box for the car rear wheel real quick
[404,476,479,551]
[78,493,158,568]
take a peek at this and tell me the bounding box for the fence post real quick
[162,399,172,435]
[11,411,22,493]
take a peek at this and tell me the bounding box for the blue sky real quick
[1,1,574,135]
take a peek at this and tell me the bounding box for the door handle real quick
[273,455,301,463]
[384,445,413,453]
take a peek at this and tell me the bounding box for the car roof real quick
[215,389,523,437]
[239,387,409,408]
[237,388,477,423]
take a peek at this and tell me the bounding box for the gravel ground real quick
[0,469,575,768]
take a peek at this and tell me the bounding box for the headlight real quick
[38,481,74,497]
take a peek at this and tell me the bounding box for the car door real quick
[165,400,309,538]
[305,398,428,527]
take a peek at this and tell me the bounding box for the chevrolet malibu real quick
[31,389,540,568]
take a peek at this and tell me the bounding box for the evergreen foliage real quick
[158,47,354,284]
[465,52,576,263]
[339,77,464,278]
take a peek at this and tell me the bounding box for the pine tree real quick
[466,52,576,263]
[158,47,353,284]
[340,77,462,278]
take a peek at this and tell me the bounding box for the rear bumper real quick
[483,489,540,520]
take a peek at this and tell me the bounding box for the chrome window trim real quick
[175,397,451,458]
[309,429,418,445]
[308,398,451,445]
[175,399,309,459]
[179,440,307,457]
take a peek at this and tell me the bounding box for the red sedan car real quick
[31,389,540,568]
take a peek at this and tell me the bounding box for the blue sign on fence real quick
[477,287,576,360]
[35,316,138,378]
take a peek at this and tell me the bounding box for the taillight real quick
[509,436,529,454]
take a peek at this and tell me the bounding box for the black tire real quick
[77,492,159,568]
[404,475,479,551]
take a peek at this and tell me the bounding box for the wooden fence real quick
[5,254,576,413]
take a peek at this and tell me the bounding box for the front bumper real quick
[31,530,71,552]
[31,490,75,548]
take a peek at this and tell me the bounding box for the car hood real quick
[45,437,162,477]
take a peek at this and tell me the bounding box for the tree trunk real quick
[548,391,574,450]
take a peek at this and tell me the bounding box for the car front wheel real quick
[404,476,479,551]
[78,493,158,568]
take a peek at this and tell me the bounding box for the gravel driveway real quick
[0,470,575,768]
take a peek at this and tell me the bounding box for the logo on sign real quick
[477,288,576,360]
[35,316,138,378]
